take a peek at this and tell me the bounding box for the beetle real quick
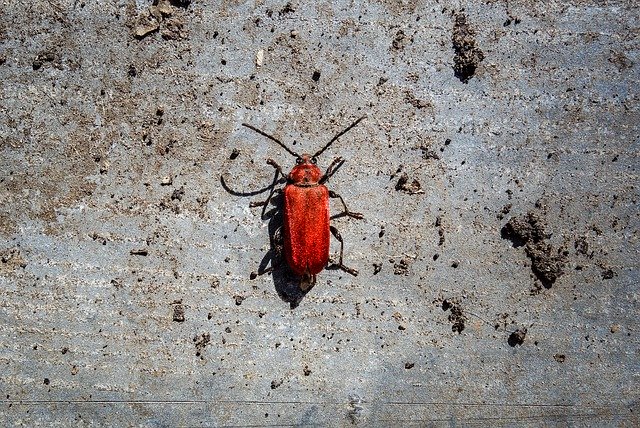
[241,116,366,290]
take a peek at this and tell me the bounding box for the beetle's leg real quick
[250,226,284,279]
[300,272,316,291]
[329,225,358,276]
[329,190,364,220]
[266,158,287,179]
[320,157,344,184]
[250,158,288,219]
[249,186,282,219]
[250,258,283,279]
[250,265,276,280]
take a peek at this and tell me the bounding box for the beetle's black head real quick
[295,154,318,165]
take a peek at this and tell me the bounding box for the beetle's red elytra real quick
[242,117,365,290]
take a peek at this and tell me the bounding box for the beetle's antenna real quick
[313,116,366,159]
[242,123,300,158]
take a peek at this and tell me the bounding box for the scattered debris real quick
[395,173,424,195]
[493,312,513,331]
[600,267,616,279]
[419,147,440,160]
[210,277,220,288]
[256,49,264,67]
[270,379,283,389]
[525,243,567,289]
[404,91,431,110]
[393,258,409,275]
[392,29,407,51]
[497,203,512,220]
[161,16,188,40]
[608,51,634,71]
[279,2,295,15]
[508,328,527,347]
[452,11,484,83]
[435,216,445,246]
[373,263,382,275]
[553,353,566,363]
[0,248,27,273]
[157,0,173,15]
[135,1,188,40]
[502,210,567,288]
[347,395,364,425]
[171,186,185,201]
[32,50,55,70]
[574,236,591,257]
[128,64,138,77]
[172,301,185,322]
[193,332,211,357]
[501,212,549,247]
[135,8,161,38]
[441,298,467,334]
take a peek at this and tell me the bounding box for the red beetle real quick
[242,117,365,290]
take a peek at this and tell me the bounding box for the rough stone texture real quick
[1,0,638,426]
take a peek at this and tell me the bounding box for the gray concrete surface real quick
[1,0,638,426]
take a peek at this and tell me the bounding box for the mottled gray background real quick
[1,0,638,426]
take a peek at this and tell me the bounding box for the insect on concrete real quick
[241,116,366,290]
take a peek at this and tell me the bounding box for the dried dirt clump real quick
[502,210,567,288]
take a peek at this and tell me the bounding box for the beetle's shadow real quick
[220,175,312,309]
[258,197,314,309]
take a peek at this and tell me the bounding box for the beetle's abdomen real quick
[283,184,330,276]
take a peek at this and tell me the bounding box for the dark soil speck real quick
[395,173,424,195]
[373,263,382,275]
[508,328,527,347]
[441,299,467,333]
[393,259,410,275]
[452,12,484,83]
[193,332,211,357]
[601,268,616,279]
[172,303,185,322]
[270,379,283,389]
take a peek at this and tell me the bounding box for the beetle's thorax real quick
[289,154,322,186]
